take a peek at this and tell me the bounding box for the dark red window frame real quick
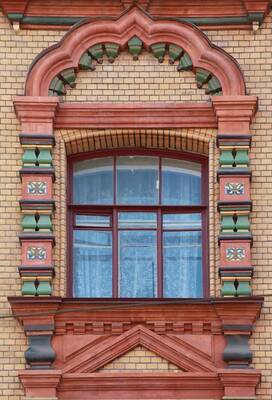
[67,148,209,298]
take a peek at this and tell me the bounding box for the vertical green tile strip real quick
[236,215,250,232]
[235,149,249,167]
[22,280,37,296]
[22,215,37,231]
[36,280,52,296]
[221,280,236,296]
[236,280,251,296]
[22,148,37,167]
[37,149,52,167]
[221,215,235,233]
[220,149,235,167]
[37,215,52,232]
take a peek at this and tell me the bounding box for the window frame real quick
[67,148,209,298]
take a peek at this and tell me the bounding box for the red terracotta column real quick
[14,96,59,298]
[212,96,257,298]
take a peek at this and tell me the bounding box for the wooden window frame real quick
[67,148,209,298]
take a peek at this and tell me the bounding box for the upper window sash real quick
[72,155,202,206]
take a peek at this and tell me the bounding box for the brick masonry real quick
[0,7,272,399]
[98,345,180,372]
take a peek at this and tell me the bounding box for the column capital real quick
[212,96,258,135]
[13,96,59,135]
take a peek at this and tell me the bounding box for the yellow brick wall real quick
[65,50,209,102]
[98,345,180,372]
[0,6,272,398]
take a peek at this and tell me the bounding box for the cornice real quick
[1,0,270,30]
[8,297,263,334]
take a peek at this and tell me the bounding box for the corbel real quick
[222,324,253,367]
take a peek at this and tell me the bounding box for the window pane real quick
[163,231,202,298]
[163,213,201,230]
[119,212,157,229]
[73,157,113,204]
[73,230,112,297]
[117,156,159,204]
[119,231,157,297]
[162,158,201,205]
[75,215,111,227]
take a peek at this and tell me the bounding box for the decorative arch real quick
[25,5,245,97]
[60,128,213,156]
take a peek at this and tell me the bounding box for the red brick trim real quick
[9,298,263,399]
[24,6,246,97]
[13,97,257,130]
[55,102,217,128]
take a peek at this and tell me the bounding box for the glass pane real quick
[119,212,157,229]
[73,157,113,204]
[163,231,202,298]
[119,231,157,297]
[117,156,159,204]
[162,158,201,205]
[163,213,201,230]
[75,215,111,227]
[73,230,112,297]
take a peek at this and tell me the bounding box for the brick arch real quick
[59,128,215,156]
[25,5,246,97]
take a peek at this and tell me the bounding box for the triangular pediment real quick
[63,325,216,374]
[98,345,181,372]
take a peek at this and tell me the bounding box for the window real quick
[68,151,208,298]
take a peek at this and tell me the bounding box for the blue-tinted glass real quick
[162,158,201,205]
[163,231,202,298]
[163,213,201,230]
[117,156,159,204]
[119,212,157,228]
[73,230,112,297]
[75,215,111,227]
[73,157,113,204]
[119,231,157,297]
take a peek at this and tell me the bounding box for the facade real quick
[0,0,272,399]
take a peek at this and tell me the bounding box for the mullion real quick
[69,205,206,211]
[163,229,202,232]
[112,208,118,298]
[118,228,157,231]
[157,209,163,298]
[159,156,162,205]
[113,156,117,205]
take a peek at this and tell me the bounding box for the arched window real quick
[68,150,208,298]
